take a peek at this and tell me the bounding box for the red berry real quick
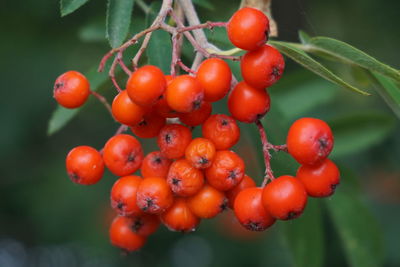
[262,175,308,220]
[205,150,245,191]
[141,151,172,178]
[185,137,216,169]
[234,187,275,231]
[202,114,240,150]
[112,90,147,126]
[287,118,334,165]
[196,58,232,102]
[110,175,143,216]
[161,198,200,232]
[66,145,104,185]
[53,71,90,108]
[226,174,256,208]
[167,159,204,197]
[179,101,212,127]
[127,213,160,236]
[157,124,192,159]
[103,134,144,177]
[187,184,227,219]
[130,111,166,138]
[297,159,340,197]
[126,65,166,107]
[228,81,271,123]
[166,75,204,113]
[241,44,285,89]
[227,7,269,51]
[136,177,173,214]
[109,216,147,251]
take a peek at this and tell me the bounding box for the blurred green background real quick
[1,0,399,266]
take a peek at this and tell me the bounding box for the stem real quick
[177,60,196,74]
[90,91,112,115]
[255,120,275,186]
[114,125,128,136]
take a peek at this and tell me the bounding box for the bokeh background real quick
[1,0,399,266]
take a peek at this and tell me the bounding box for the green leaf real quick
[60,0,90,17]
[145,2,172,73]
[325,169,384,267]
[106,0,135,48]
[302,37,400,82]
[369,72,400,119]
[298,30,311,45]
[192,0,215,10]
[47,68,109,135]
[329,112,395,157]
[282,199,324,267]
[269,41,370,96]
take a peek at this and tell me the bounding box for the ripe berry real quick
[262,175,308,220]
[157,124,192,159]
[126,65,166,107]
[110,175,143,216]
[297,159,340,197]
[53,71,90,108]
[166,75,204,113]
[234,187,275,231]
[136,177,173,214]
[154,94,179,118]
[166,159,204,197]
[228,81,271,123]
[127,213,160,236]
[112,90,147,126]
[161,198,200,232]
[109,216,147,252]
[205,150,245,191]
[241,44,285,89]
[66,145,104,185]
[226,174,256,208]
[141,151,172,178]
[179,101,212,127]
[202,114,240,150]
[103,134,144,177]
[227,7,269,51]
[287,118,334,165]
[185,138,216,169]
[196,58,232,102]
[187,184,227,219]
[130,111,166,138]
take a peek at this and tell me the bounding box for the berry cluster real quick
[54,7,340,252]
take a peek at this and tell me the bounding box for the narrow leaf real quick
[60,0,90,17]
[282,199,324,267]
[270,41,370,95]
[369,72,400,119]
[106,0,135,48]
[325,170,384,267]
[329,112,395,157]
[304,37,400,82]
[47,68,109,135]
[145,2,172,73]
[298,30,311,45]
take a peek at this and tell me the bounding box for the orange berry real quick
[166,75,204,113]
[185,138,216,169]
[157,124,192,159]
[161,198,200,232]
[53,71,90,108]
[109,216,147,251]
[179,101,212,127]
[166,159,204,197]
[130,111,166,138]
[226,174,256,208]
[136,177,173,214]
[202,114,240,150]
[110,175,143,216]
[112,90,147,126]
[187,184,227,219]
[141,151,172,178]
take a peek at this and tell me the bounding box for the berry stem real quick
[177,60,197,74]
[90,91,112,115]
[255,120,275,186]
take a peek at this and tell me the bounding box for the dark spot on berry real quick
[117,201,125,210]
[172,178,180,185]
[54,82,64,90]
[220,198,228,211]
[228,170,238,180]
[265,29,270,39]
[286,211,298,220]
[138,119,147,126]
[158,94,164,100]
[127,152,136,162]
[192,99,202,110]
[199,157,208,165]
[165,133,172,144]
[221,119,228,126]
[153,156,162,164]
[331,183,339,191]
[131,218,143,232]
[272,66,281,78]
[244,221,264,231]
[68,172,79,181]
[318,138,328,149]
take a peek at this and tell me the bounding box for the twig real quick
[255,120,275,186]
[177,60,197,74]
